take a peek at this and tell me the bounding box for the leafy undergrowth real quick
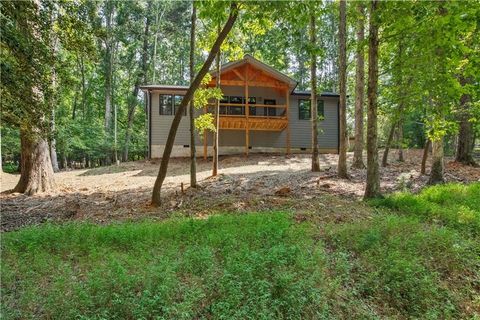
[371,182,480,236]
[2,183,479,319]
[325,182,480,318]
[1,214,341,319]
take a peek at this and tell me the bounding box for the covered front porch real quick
[204,55,296,158]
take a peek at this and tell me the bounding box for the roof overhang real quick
[139,84,188,92]
[210,54,298,91]
[292,91,340,98]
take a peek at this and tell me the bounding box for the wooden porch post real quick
[285,87,290,155]
[245,64,249,157]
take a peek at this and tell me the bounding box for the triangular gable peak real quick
[209,55,297,93]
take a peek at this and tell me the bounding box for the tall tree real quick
[49,7,60,173]
[397,122,404,162]
[103,0,114,132]
[351,3,366,169]
[364,0,381,199]
[310,11,320,172]
[455,78,476,165]
[429,135,444,184]
[381,121,396,167]
[421,138,431,175]
[123,1,152,162]
[381,43,406,167]
[189,3,198,187]
[2,1,56,194]
[337,0,348,178]
[212,25,221,177]
[151,2,239,206]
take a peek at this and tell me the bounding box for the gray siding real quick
[289,95,339,149]
[148,86,339,152]
[150,89,199,146]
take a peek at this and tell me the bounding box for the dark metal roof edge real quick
[292,91,340,97]
[139,85,188,91]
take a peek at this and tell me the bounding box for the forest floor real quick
[1,149,479,231]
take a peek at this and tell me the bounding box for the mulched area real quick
[1,149,478,232]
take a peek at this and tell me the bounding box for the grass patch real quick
[324,183,480,318]
[370,182,480,236]
[2,213,340,319]
[326,215,479,318]
[2,183,479,319]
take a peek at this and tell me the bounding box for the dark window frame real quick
[219,96,229,114]
[298,99,311,120]
[245,97,256,115]
[173,95,187,116]
[229,96,244,115]
[317,100,325,119]
[159,94,173,115]
[298,99,325,120]
[264,99,277,117]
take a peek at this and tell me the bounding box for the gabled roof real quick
[140,56,341,97]
[211,54,298,89]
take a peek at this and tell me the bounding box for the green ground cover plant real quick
[371,182,480,236]
[2,183,479,319]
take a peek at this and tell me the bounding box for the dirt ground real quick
[1,149,479,231]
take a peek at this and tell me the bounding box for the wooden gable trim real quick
[210,62,292,89]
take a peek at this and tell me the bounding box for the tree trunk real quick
[212,25,221,177]
[455,90,476,165]
[49,12,60,173]
[337,0,348,178]
[381,121,396,167]
[72,84,78,120]
[123,85,139,162]
[60,154,66,170]
[80,55,86,119]
[352,3,366,169]
[0,129,2,172]
[189,4,197,188]
[104,42,113,129]
[14,128,56,195]
[310,13,320,172]
[152,3,166,83]
[50,109,59,172]
[397,120,404,162]
[421,139,431,174]
[123,1,151,162]
[428,138,444,184]
[103,3,115,166]
[364,0,381,200]
[151,3,239,206]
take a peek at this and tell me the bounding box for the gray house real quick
[141,55,339,159]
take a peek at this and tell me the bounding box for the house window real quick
[298,99,325,120]
[220,96,229,114]
[159,94,173,115]
[264,99,276,117]
[317,100,324,119]
[298,99,311,120]
[245,97,256,115]
[173,95,187,116]
[229,96,244,115]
